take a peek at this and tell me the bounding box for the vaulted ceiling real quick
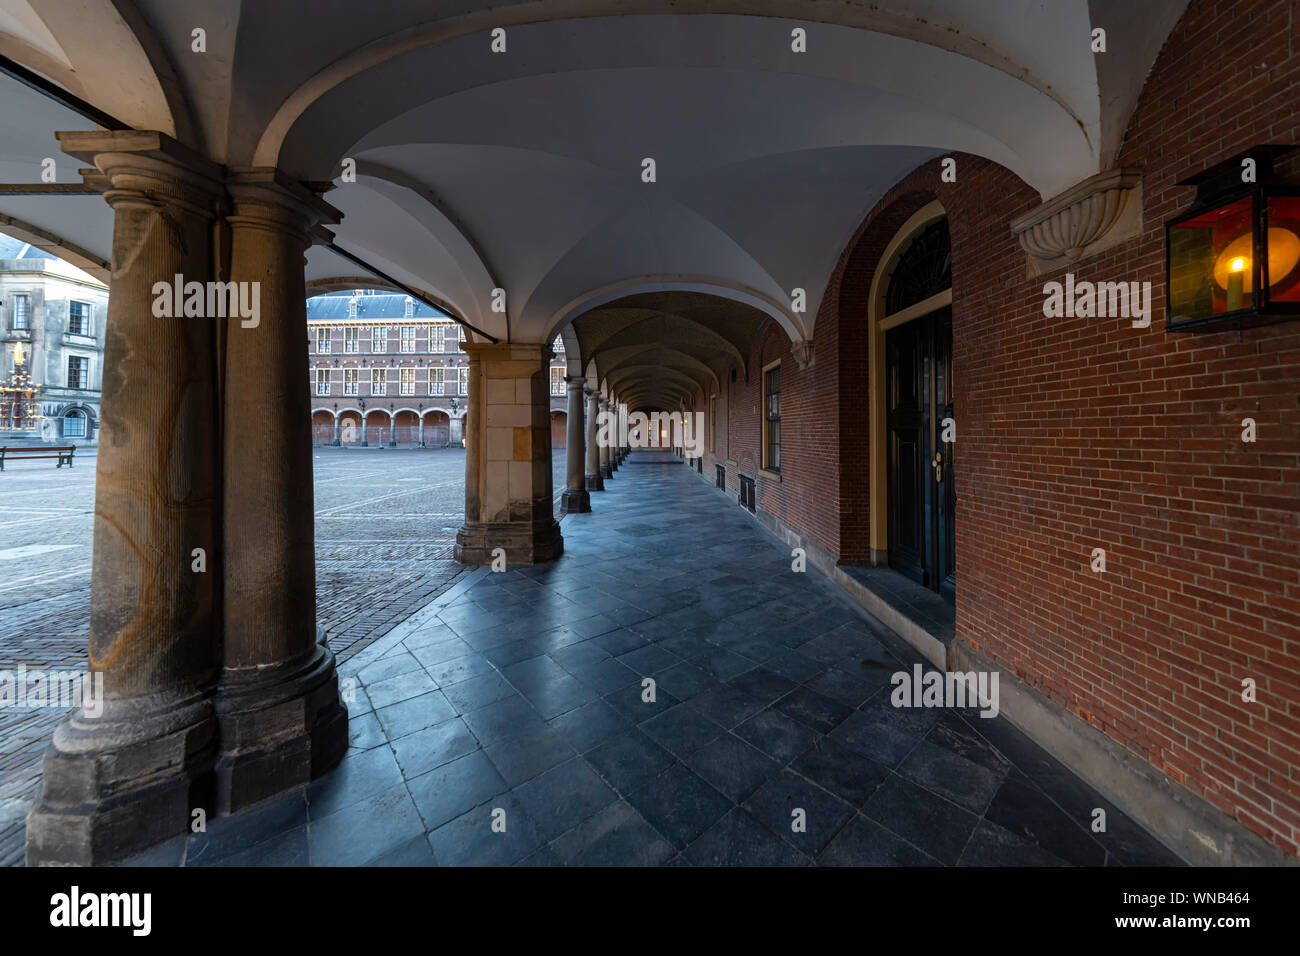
[0,0,1191,406]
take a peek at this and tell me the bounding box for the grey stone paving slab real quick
[102,450,1182,867]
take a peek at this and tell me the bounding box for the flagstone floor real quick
[127,451,1184,867]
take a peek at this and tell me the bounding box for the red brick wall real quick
[689,0,1300,855]
[939,0,1299,856]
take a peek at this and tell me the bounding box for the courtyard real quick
[0,445,564,865]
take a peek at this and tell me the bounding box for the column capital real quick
[226,167,341,239]
[57,129,226,215]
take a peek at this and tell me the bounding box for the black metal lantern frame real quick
[1165,146,1300,332]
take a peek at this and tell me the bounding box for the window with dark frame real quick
[67,355,88,389]
[763,363,781,471]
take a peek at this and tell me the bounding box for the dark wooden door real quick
[886,308,955,600]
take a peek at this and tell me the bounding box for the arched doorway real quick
[424,410,450,446]
[363,410,387,446]
[550,410,567,449]
[393,410,419,445]
[312,410,334,445]
[870,203,955,601]
[338,410,362,444]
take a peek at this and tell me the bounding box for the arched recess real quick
[866,199,953,579]
[829,188,939,564]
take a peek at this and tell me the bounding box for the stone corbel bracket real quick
[792,339,814,370]
[1010,168,1143,276]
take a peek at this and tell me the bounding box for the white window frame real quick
[429,367,444,395]
[401,326,416,353]
[372,326,387,353]
[458,366,469,395]
[63,409,86,437]
[400,367,415,395]
[316,328,331,353]
[316,368,330,396]
[344,327,359,353]
[68,300,92,336]
[343,368,358,395]
[11,294,30,330]
[550,366,564,396]
[371,367,387,396]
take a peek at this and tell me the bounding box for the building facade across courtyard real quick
[308,290,568,448]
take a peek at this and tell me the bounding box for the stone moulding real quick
[1010,168,1144,274]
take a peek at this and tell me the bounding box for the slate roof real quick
[0,232,51,261]
[306,291,450,322]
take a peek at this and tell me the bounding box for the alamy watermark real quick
[1042,273,1152,328]
[0,666,104,718]
[152,275,261,328]
[597,409,704,458]
[890,663,999,718]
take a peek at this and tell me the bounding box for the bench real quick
[0,445,75,471]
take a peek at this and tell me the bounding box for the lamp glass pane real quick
[1264,194,1300,305]
[1168,197,1252,321]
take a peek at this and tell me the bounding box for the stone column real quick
[455,343,563,564]
[27,132,225,865]
[418,415,425,447]
[332,414,340,445]
[561,375,590,513]
[449,413,462,445]
[389,410,398,446]
[599,397,614,480]
[585,386,604,492]
[215,170,347,814]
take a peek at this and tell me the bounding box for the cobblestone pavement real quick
[125,452,1183,868]
[0,445,566,866]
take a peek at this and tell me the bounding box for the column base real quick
[561,488,591,513]
[26,694,218,866]
[600,464,614,479]
[586,472,605,492]
[212,643,348,815]
[456,518,563,565]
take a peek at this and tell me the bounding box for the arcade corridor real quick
[124,453,1181,867]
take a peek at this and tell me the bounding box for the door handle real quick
[932,451,943,483]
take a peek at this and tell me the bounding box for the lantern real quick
[1165,146,1300,331]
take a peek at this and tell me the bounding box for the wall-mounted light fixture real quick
[1166,146,1300,331]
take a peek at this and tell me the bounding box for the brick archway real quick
[423,410,450,446]
[829,187,940,565]
[312,409,334,445]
